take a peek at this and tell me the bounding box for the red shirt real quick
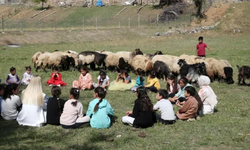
[197,42,207,56]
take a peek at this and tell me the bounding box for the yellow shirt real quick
[145,77,160,90]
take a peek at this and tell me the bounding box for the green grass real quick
[0,32,250,150]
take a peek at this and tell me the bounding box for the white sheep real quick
[179,54,205,64]
[35,52,52,72]
[129,55,153,73]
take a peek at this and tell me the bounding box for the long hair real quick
[136,87,153,112]
[51,86,61,99]
[70,88,80,106]
[22,76,44,106]
[136,68,144,83]
[94,87,106,112]
[3,84,18,100]
[166,74,178,94]
[184,86,203,111]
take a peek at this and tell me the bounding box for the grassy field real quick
[0,2,250,150]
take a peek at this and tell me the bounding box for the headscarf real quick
[198,75,217,108]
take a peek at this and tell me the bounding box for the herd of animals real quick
[32,49,250,85]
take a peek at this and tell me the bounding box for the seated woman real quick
[166,74,179,98]
[72,66,93,90]
[198,75,218,115]
[122,86,156,128]
[176,86,199,120]
[169,76,192,103]
[145,71,160,93]
[109,70,135,91]
[17,76,48,127]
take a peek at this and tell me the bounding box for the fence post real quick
[2,15,4,33]
[138,13,140,28]
[83,17,84,30]
[128,17,130,28]
[96,17,97,30]
[20,19,23,32]
[157,14,159,28]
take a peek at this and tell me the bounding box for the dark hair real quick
[158,89,169,99]
[3,84,18,99]
[136,68,144,83]
[51,86,61,98]
[25,66,31,70]
[135,48,143,55]
[99,70,106,76]
[53,66,59,71]
[94,87,106,112]
[179,76,189,86]
[136,87,153,112]
[150,71,156,78]
[0,84,5,91]
[184,86,203,111]
[70,88,80,106]
[198,36,203,41]
[80,65,88,73]
[166,74,178,94]
[10,67,16,72]
[124,70,129,77]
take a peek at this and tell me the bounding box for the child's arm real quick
[116,74,120,82]
[104,80,110,88]
[124,76,130,84]
[206,46,212,51]
[58,73,62,81]
[145,78,156,87]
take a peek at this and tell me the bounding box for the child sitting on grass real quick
[5,67,20,85]
[145,71,160,93]
[86,87,114,129]
[46,67,67,86]
[60,88,90,129]
[72,66,93,90]
[176,86,199,121]
[153,89,176,125]
[93,71,110,89]
[21,66,33,85]
[46,86,66,125]
[109,70,135,91]
[131,68,144,92]
[1,84,22,120]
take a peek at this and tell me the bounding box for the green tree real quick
[33,0,47,9]
[193,0,204,18]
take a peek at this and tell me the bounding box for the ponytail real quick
[94,99,103,112]
[70,88,80,107]
[93,87,106,112]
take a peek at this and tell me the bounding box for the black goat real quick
[237,65,250,85]
[153,61,170,80]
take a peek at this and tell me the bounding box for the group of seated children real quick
[1,75,114,129]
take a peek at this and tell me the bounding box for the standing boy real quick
[197,36,211,57]
[153,89,176,124]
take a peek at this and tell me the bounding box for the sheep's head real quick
[177,59,186,67]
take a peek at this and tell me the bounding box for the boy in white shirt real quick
[153,89,176,124]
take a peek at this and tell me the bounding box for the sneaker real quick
[49,84,53,86]
[57,84,61,87]
[187,118,196,122]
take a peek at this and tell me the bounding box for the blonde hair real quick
[22,76,44,106]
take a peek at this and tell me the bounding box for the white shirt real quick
[153,99,176,120]
[1,95,22,120]
[97,75,109,86]
[21,72,33,85]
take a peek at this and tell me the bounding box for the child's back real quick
[1,95,22,120]
[154,99,176,121]
[86,98,114,129]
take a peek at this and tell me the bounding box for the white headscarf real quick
[198,75,217,108]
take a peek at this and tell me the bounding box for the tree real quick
[193,0,204,18]
[33,0,47,9]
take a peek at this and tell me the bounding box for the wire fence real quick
[0,7,196,33]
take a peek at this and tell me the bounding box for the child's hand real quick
[102,85,105,88]
[126,111,132,116]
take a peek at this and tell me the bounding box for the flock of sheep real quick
[31,49,234,84]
